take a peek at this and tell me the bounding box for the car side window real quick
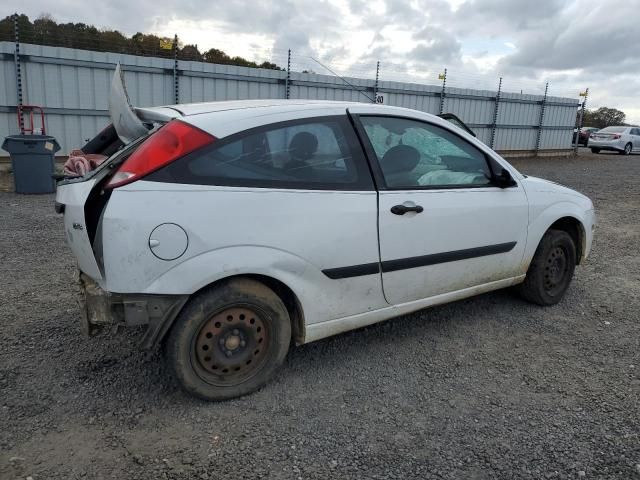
[359,116,492,189]
[151,117,373,190]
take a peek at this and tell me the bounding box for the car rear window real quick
[599,127,626,133]
[147,116,373,191]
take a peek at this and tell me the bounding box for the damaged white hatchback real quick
[56,66,596,400]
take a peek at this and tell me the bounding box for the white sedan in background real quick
[589,126,640,154]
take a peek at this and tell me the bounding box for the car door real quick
[351,111,529,305]
[631,128,640,152]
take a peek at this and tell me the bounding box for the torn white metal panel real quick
[109,63,148,144]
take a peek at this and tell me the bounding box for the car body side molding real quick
[322,241,517,279]
[322,262,381,279]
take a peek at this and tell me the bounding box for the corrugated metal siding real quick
[0,113,19,138]
[0,47,18,107]
[44,114,111,153]
[442,87,497,125]
[494,128,538,151]
[0,42,579,155]
[445,97,495,125]
[498,93,543,126]
[473,127,492,146]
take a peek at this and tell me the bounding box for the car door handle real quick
[391,204,424,215]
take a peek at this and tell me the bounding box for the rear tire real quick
[166,278,291,401]
[517,229,576,306]
[620,143,632,155]
[590,148,600,154]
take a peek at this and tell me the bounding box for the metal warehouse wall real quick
[0,42,579,156]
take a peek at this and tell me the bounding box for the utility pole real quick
[575,88,589,153]
[285,49,291,99]
[173,34,179,104]
[490,77,502,149]
[535,82,549,155]
[438,68,447,114]
[13,13,24,133]
[373,60,380,103]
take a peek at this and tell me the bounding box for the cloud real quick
[4,0,640,122]
[495,1,640,70]
[409,28,462,64]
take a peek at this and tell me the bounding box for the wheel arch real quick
[547,216,586,265]
[148,273,306,350]
[524,200,592,272]
[241,274,306,346]
[191,274,306,346]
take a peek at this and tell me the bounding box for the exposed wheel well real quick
[245,274,305,345]
[191,274,305,346]
[548,217,585,264]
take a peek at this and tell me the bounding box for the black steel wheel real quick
[192,306,270,386]
[166,278,291,401]
[542,246,570,297]
[517,229,577,306]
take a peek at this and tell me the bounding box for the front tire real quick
[517,229,576,306]
[166,278,291,401]
[590,148,600,154]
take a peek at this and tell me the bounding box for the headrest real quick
[289,132,319,160]
[380,145,420,174]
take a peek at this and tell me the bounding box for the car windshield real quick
[599,126,626,133]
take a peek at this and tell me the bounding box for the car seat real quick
[379,145,421,187]
[285,132,319,176]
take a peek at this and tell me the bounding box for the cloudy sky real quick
[5,0,640,122]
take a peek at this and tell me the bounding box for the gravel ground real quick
[1,149,638,480]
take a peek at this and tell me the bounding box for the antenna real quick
[309,57,375,103]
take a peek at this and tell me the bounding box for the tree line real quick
[0,14,284,70]
[580,107,630,129]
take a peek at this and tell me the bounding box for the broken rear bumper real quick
[78,272,188,349]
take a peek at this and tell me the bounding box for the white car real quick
[588,125,640,154]
[55,68,595,400]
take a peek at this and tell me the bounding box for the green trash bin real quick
[1,135,61,194]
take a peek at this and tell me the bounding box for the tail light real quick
[106,120,215,189]
[612,134,621,139]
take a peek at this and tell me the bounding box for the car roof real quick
[138,100,449,137]
[165,99,369,117]
[169,99,458,138]
[135,100,390,128]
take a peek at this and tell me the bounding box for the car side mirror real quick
[495,168,517,188]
